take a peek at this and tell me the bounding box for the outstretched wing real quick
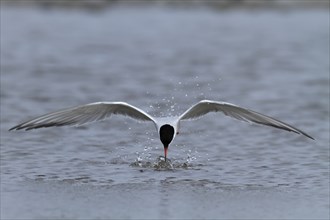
[179,100,314,140]
[9,102,156,131]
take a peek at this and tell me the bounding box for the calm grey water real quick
[1,5,329,219]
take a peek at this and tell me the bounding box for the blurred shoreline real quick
[1,0,329,10]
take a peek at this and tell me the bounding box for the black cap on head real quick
[159,124,175,147]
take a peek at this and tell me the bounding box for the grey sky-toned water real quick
[1,5,329,219]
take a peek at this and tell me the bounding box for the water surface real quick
[1,6,329,219]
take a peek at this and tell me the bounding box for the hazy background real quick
[1,0,329,219]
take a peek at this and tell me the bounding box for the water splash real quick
[153,156,174,170]
[130,156,173,170]
[129,156,196,171]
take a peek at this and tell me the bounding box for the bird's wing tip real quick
[305,134,315,140]
[8,126,17,131]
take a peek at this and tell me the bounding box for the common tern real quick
[9,100,314,160]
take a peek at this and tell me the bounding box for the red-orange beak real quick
[164,146,168,161]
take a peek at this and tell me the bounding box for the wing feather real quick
[9,102,156,131]
[179,100,314,140]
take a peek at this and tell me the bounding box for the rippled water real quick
[1,5,329,219]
